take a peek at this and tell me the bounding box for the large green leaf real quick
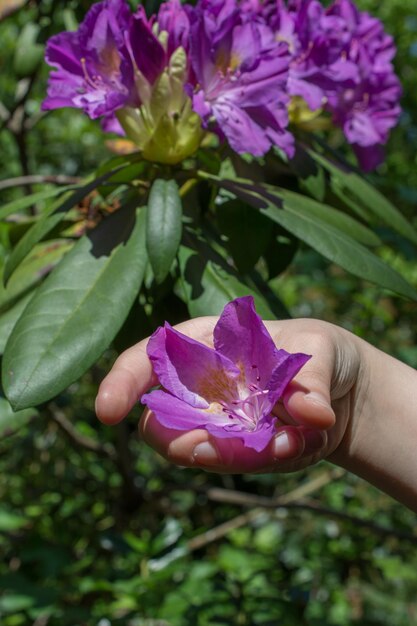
[2,205,148,410]
[265,187,381,247]
[310,151,417,245]
[289,143,326,202]
[3,167,127,285]
[0,292,33,354]
[0,240,73,314]
[177,235,276,319]
[146,179,183,284]
[217,179,417,301]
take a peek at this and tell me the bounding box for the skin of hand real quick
[95,317,417,511]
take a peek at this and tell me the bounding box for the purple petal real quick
[212,100,272,156]
[288,76,324,111]
[42,69,84,111]
[267,351,311,406]
[192,90,213,123]
[147,323,240,409]
[42,0,134,116]
[101,114,125,135]
[142,389,230,429]
[129,8,166,85]
[157,0,191,56]
[213,296,278,390]
[353,143,385,172]
[206,415,277,451]
[142,389,277,452]
[44,31,82,76]
[244,103,294,157]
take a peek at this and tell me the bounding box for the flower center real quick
[218,363,271,430]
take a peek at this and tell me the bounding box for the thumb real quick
[282,367,336,430]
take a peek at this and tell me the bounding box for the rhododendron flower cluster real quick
[142,296,311,451]
[43,0,401,170]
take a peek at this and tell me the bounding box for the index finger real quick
[95,316,217,425]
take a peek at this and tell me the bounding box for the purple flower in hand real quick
[142,297,310,452]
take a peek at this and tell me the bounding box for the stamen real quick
[81,58,99,89]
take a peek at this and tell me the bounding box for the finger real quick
[259,426,328,474]
[278,336,336,429]
[283,377,336,430]
[95,317,217,425]
[95,341,153,425]
[140,411,306,473]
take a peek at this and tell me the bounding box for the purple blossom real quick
[42,0,401,168]
[325,0,402,170]
[187,0,295,157]
[141,296,310,452]
[241,0,402,170]
[42,0,135,118]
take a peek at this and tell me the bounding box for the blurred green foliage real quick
[1,1,417,625]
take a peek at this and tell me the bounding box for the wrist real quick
[331,335,417,510]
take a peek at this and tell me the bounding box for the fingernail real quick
[303,429,326,454]
[273,431,299,460]
[193,442,219,465]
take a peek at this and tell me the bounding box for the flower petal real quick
[206,414,276,451]
[212,100,271,156]
[142,389,277,452]
[142,389,229,429]
[129,8,166,85]
[147,323,240,408]
[213,296,279,389]
[267,350,311,405]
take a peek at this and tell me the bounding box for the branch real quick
[197,469,417,545]
[206,469,345,507]
[0,174,82,191]
[286,499,417,542]
[48,403,116,461]
[187,467,344,552]
[0,100,10,123]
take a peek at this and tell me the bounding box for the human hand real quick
[95,316,363,474]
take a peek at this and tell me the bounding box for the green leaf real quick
[267,187,381,247]
[0,240,73,314]
[216,200,272,273]
[264,227,298,279]
[2,205,148,410]
[310,151,417,244]
[13,23,43,77]
[219,180,417,301]
[0,292,33,353]
[177,234,275,319]
[0,186,77,221]
[146,179,182,283]
[0,397,38,439]
[290,143,326,202]
[3,167,126,284]
[0,593,35,613]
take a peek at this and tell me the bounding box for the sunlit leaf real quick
[3,205,148,410]
[4,166,127,284]
[310,151,417,245]
[147,179,182,284]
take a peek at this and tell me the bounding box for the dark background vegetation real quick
[1,1,417,624]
